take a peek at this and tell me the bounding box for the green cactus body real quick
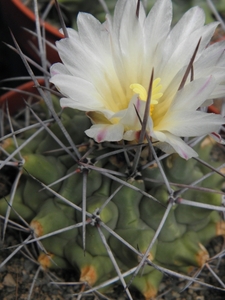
[155,231,209,269]
[38,252,71,270]
[175,190,223,225]
[0,199,35,222]
[35,115,90,155]
[140,188,187,242]
[109,225,157,270]
[85,194,119,229]
[131,268,164,300]
[80,255,115,285]
[30,198,75,237]
[1,99,225,300]
[111,178,144,229]
[0,178,35,221]
[23,154,66,186]
[56,165,102,206]
[2,137,40,157]
[163,153,202,184]
[76,195,119,256]
[64,241,115,286]
[141,162,164,189]
[196,217,225,246]
[22,177,51,212]
[40,235,72,258]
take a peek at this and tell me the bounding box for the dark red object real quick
[208,105,220,114]
[0,79,45,114]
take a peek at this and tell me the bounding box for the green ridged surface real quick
[1,99,225,299]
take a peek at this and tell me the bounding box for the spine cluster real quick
[1,100,225,299]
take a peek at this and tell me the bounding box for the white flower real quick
[50,0,225,159]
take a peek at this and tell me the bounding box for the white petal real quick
[210,86,225,99]
[157,110,224,137]
[77,12,111,60]
[143,0,172,80]
[158,12,218,89]
[55,31,112,83]
[112,0,145,36]
[153,76,216,122]
[50,63,71,76]
[144,0,172,46]
[49,0,225,159]
[85,123,124,142]
[194,40,225,76]
[123,130,137,141]
[153,131,198,159]
[50,74,103,110]
[111,0,146,85]
[115,96,153,133]
[159,28,213,89]
[66,27,79,39]
[169,77,217,111]
[168,6,205,48]
[195,22,220,55]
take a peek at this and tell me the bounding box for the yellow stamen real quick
[130,78,163,115]
[130,83,147,101]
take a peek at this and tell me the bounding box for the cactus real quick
[1,0,225,299]
[1,96,225,299]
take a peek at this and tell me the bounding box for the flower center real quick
[130,78,163,115]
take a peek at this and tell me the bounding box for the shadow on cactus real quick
[1,0,225,299]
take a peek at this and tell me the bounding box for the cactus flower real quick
[50,0,225,159]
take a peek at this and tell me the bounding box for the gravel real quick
[0,226,225,300]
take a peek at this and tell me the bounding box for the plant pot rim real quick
[0,79,45,114]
